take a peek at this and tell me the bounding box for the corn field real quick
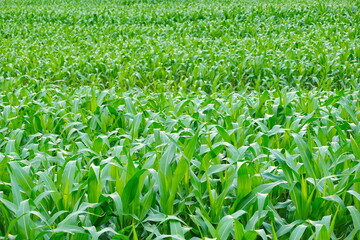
[0,0,360,239]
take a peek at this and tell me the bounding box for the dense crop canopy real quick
[0,0,360,239]
[0,0,359,92]
[0,87,360,239]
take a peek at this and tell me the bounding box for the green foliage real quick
[0,0,359,92]
[0,0,360,239]
[0,87,359,239]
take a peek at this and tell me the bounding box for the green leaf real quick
[217,215,234,240]
[348,206,360,230]
[122,169,147,209]
[289,224,307,240]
